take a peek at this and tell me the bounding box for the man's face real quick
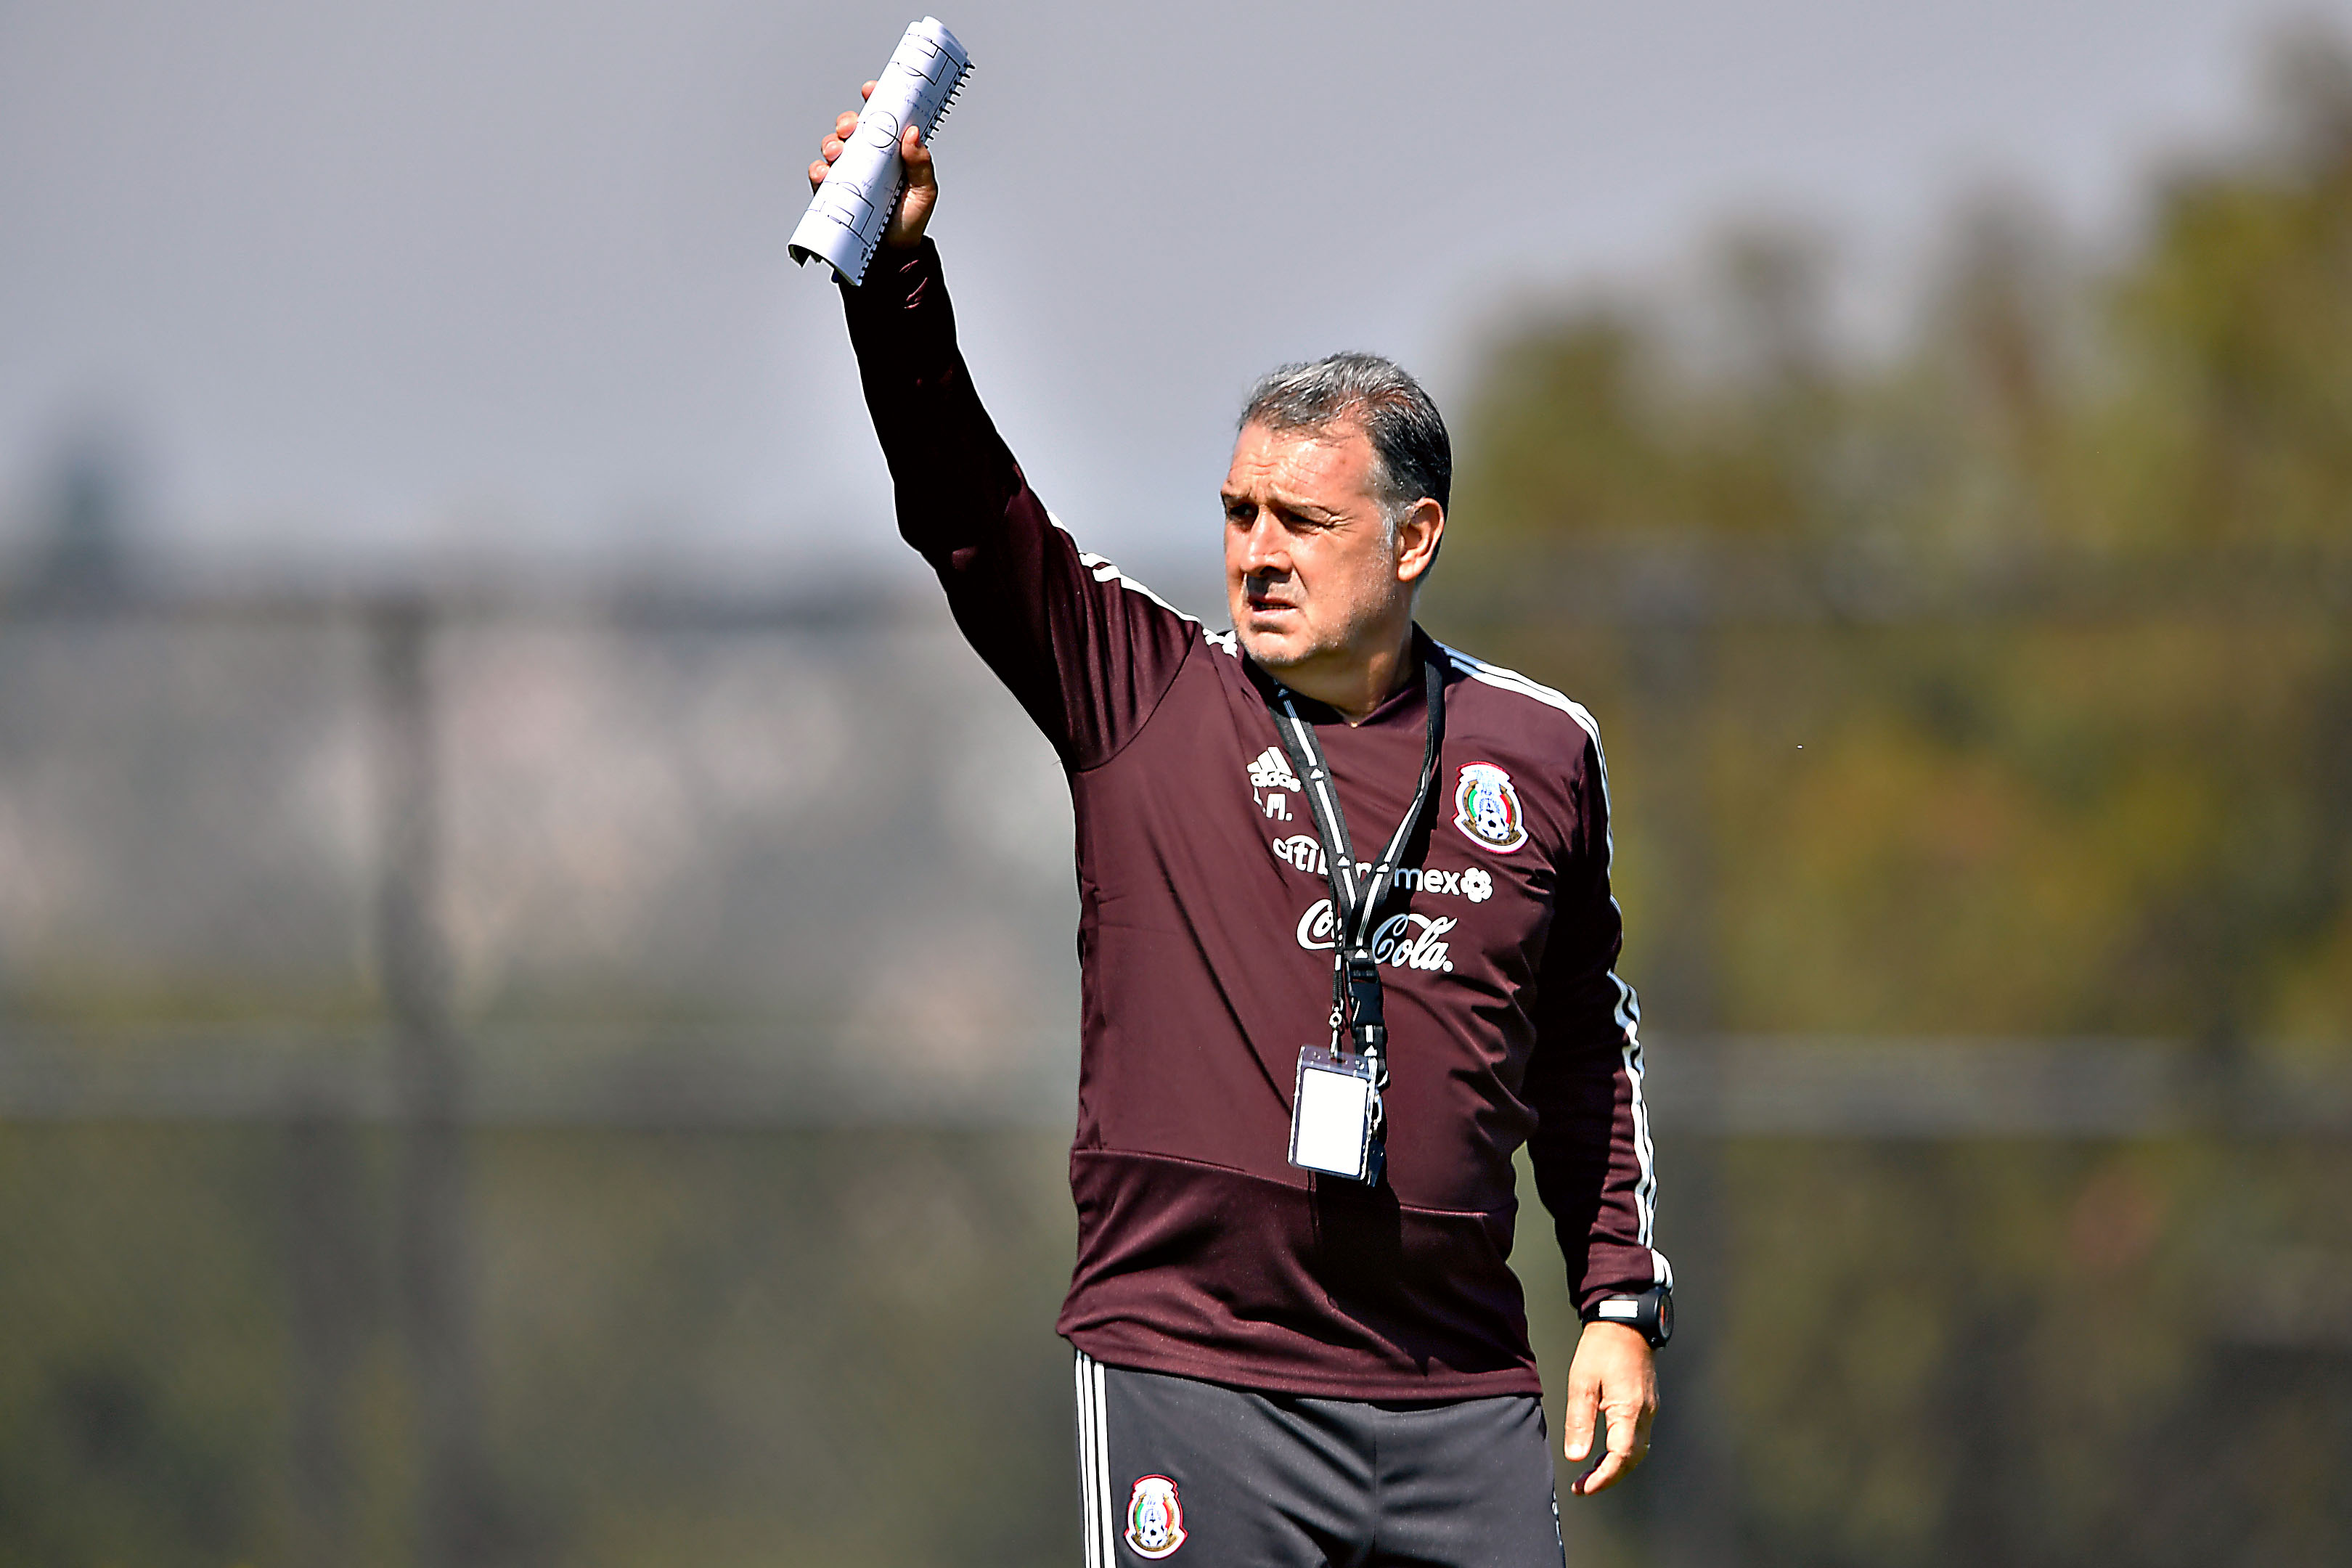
[1222,418,1421,677]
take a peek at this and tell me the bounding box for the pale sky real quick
[1,0,2341,595]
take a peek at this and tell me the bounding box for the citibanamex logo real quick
[1297,900,1458,973]
[1268,839,1495,905]
[1271,834,1328,875]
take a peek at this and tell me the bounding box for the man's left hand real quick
[1562,1320,1657,1496]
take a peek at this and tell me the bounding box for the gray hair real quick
[1238,352,1452,536]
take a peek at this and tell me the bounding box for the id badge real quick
[1289,1045,1381,1182]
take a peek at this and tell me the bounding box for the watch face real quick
[1654,1290,1674,1346]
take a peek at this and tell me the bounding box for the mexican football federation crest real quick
[1124,1474,1188,1559]
[1453,762,1528,853]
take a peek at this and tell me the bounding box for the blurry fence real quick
[1,574,2347,1567]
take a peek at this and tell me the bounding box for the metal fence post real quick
[371,597,497,1567]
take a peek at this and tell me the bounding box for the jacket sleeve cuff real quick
[1573,1245,1671,1315]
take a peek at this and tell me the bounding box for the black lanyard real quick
[1258,645,1447,1067]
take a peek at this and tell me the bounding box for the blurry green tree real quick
[1429,27,2352,1568]
[1437,39,2352,1051]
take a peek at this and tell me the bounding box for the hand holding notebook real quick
[793,17,972,286]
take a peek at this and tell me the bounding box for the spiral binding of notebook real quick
[789,17,973,287]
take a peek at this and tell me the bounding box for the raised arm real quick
[805,90,1196,770]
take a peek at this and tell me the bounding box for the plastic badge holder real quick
[1289,1045,1379,1181]
[788,17,972,287]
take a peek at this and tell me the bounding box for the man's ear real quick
[1395,499,1445,587]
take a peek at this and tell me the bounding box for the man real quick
[811,91,1669,1568]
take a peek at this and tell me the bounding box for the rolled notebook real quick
[789,17,972,287]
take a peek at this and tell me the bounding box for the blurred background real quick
[4,1,2352,1564]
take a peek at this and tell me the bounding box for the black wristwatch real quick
[1583,1284,1673,1348]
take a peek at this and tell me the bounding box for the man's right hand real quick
[807,81,936,252]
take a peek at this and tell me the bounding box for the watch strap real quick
[1583,1284,1673,1347]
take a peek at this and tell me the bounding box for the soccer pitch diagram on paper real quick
[790,17,972,287]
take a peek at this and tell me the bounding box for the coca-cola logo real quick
[1295,900,1458,973]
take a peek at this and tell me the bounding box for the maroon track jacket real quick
[844,242,1666,1400]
